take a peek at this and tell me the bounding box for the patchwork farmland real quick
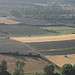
[0,17,75,74]
[10,34,75,55]
[9,34,75,70]
[0,25,54,36]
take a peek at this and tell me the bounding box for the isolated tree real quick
[0,59,11,75]
[1,59,7,72]
[43,64,55,75]
[62,64,73,75]
[13,61,25,75]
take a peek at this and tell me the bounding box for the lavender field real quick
[10,18,51,25]
[0,38,37,53]
[0,32,8,37]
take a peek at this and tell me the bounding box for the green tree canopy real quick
[43,64,55,75]
[13,61,25,75]
[62,64,73,75]
[1,59,7,72]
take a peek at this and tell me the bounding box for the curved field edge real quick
[10,34,75,43]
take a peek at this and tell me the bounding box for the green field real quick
[0,25,57,37]
[0,25,75,37]
[40,26,75,35]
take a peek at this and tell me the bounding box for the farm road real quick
[24,43,42,55]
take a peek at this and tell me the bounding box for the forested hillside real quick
[0,0,75,19]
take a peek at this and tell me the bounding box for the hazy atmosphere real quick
[0,0,75,75]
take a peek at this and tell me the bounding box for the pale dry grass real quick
[0,17,20,24]
[45,54,75,67]
[10,34,75,43]
[0,54,48,73]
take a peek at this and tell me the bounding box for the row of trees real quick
[0,59,25,75]
[36,63,75,75]
[0,59,75,75]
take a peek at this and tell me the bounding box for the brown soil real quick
[10,34,75,43]
[0,54,48,73]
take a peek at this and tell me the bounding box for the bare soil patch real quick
[0,17,20,24]
[0,54,48,73]
[10,34,75,43]
[45,54,75,67]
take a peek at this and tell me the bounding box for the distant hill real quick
[0,0,75,18]
[0,0,51,4]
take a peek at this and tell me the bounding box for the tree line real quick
[0,59,75,75]
[0,59,25,75]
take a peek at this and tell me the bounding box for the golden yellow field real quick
[0,54,48,73]
[45,54,75,67]
[10,34,75,43]
[0,17,20,24]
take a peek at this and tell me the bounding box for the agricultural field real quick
[0,38,20,43]
[45,54,75,67]
[10,34,75,43]
[0,17,20,24]
[27,40,75,55]
[39,48,75,55]
[0,25,54,36]
[0,38,37,53]
[10,34,75,55]
[0,54,49,73]
[9,18,51,25]
[40,26,75,35]
[27,39,75,50]
[0,32,8,37]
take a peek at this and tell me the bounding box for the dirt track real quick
[0,17,20,24]
[45,54,75,67]
[10,34,75,43]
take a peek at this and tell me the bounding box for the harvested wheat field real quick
[45,54,75,67]
[10,34,75,43]
[0,54,49,73]
[0,17,20,24]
